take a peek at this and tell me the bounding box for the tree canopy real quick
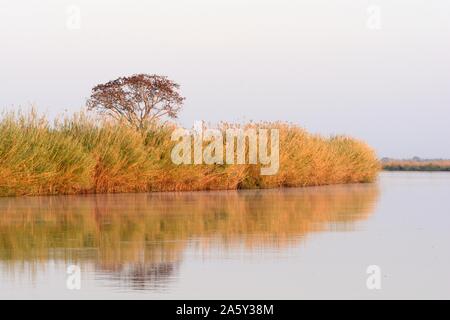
[87,74,184,130]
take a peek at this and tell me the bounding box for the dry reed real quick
[0,111,380,196]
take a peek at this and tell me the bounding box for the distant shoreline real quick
[382,159,450,172]
[383,167,450,172]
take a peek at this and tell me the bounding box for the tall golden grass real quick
[0,111,380,196]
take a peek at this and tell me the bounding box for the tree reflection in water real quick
[0,183,379,290]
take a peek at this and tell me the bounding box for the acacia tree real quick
[87,74,184,130]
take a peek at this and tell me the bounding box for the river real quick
[0,172,449,299]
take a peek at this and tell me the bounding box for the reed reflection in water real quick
[0,183,378,292]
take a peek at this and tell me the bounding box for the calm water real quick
[0,172,449,299]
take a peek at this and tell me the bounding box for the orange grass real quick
[0,111,380,196]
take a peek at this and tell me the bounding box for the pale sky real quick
[1,0,449,158]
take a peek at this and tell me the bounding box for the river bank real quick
[0,112,380,196]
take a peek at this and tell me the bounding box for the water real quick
[0,172,449,299]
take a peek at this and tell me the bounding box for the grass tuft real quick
[0,111,380,196]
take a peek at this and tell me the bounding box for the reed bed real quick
[0,111,380,196]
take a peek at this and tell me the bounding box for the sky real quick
[0,0,449,158]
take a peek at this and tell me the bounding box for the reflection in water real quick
[0,183,378,291]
